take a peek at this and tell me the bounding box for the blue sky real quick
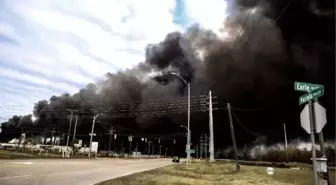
[0,0,228,120]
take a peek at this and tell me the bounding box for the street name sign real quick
[299,88,324,105]
[295,82,326,185]
[294,82,324,105]
[294,82,323,92]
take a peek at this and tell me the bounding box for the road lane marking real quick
[0,174,32,180]
[10,161,33,165]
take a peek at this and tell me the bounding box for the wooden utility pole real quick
[66,110,74,152]
[128,135,133,154]
[51,128,56,148]
[199,134,208,160]
[108,127,115,153]
[72,114,79,140]
[148,141,151,155]
[227,103,240,171]
[318,131,330,184]
[152,142,155,155]
[121,140,124,154]
[284,123,288,162]
[114,134,117,153]
[205,134,208,159]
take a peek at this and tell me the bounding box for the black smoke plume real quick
[1,0,334,144]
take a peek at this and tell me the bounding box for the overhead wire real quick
[0,94,207,108]
[231,109,261,137]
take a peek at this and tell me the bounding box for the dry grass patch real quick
[97,162,336,185]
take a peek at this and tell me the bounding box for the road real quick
[0,158,173,185]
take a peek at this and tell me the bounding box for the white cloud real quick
[0,0,183,119]
[0,0,229,119]
[184,0,228,34]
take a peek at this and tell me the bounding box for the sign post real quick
[308,101,318,185]
[295,82,328,185]
[128,136,133,154]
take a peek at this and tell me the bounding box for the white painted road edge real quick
[0,174,32,180]
[89,161,173,185]
[0,160,173,184]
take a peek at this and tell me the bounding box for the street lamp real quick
[180,125,188,131]
[88,113,102,158]
[170,72,191,161]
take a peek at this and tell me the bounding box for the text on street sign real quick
[294,82,323,92]
[299,88,324,105]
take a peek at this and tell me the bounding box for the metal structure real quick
[208,91,215,162]
[170,72,191,161]
[88,113,101,157]
[227,103,240,171]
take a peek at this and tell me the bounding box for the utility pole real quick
[114,134,117,153]
[172,140,175,157]
[284,123,288,162]
[121,140,124,154]
[72,114,79,140]
[108,127,115,153]
[66,110,74,152]
[158,139,162,156]
[284,123,288,148]
[205,134,208,159]
[152,142,155,155]
[129,135,133,154]
[187,82,191,161]
[170,72,191,161]
[318,131,330,185]
[199,134,208,160]
[227,103,240,171]
[208,91,215,162]
[199,134,203,160]
[88,113,101,158]
[148,141,151,156]
[51,128,56,148]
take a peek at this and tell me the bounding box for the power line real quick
[275,0,294,22]
[231,3,256,48]
[0,94,207,108]
[238,0,293,50]
[231,109,261,137]
[0,96,207,116]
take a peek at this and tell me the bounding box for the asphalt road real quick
[0,158,173,185]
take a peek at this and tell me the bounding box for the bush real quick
[217,145,335,165]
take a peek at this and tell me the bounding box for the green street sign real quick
[295,82,324,105]
[185,149,195,154]
[299,88,324,105]
[294,82,323,92]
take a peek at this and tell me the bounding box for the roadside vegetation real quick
[97,162,336,185]
[219,144,335,165]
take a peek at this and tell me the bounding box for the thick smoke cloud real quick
[1,0,286,133]
[1,0,334,143]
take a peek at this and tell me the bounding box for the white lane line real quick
[0,174,32,180]
[10,161,33,165]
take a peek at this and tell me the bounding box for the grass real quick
[97,162,336,185]
[0,149,89,159]
[0,149,46,159]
